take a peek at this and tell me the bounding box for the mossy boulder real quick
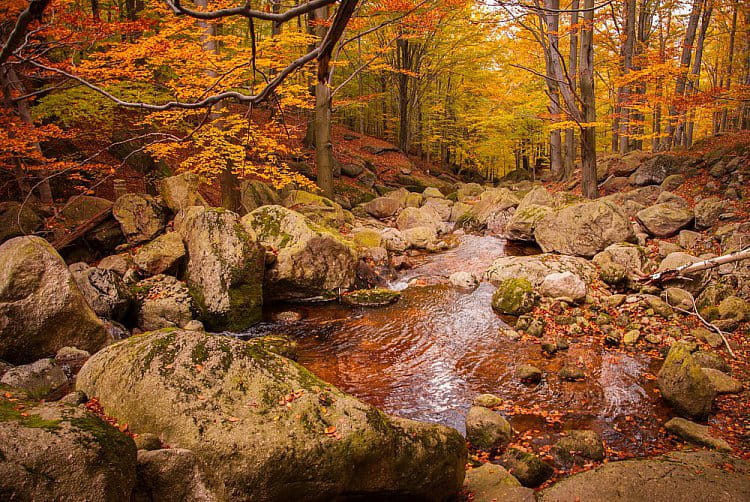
[396,205,442,232]
[534,200,634,257]
[133,275,196,331]
[0,201,44,245]
[0,236,109,365]
[492,278,539,315]
[159,172,207,213]
[592,242,654,287]
[487,254,597,287]
[242,205,358,301]
[465,406,512,450]
[134,448,222,502]
[282,190,350,229]
[500,448,554,487]
[350,228,383,249]
[0,394,137,501]
[113,193,167,245]
[133,231,186,276]
[694,197,723,229]
[175,207,264,332]
[636,203,694,237]
[341,288,400,307]
[239,180,282,214]
[551,430,605,467]
[464,463,534,502]
[76,330,467,501]
[657,342,717,420]
[462,188,520,229]
[504,204,553,241]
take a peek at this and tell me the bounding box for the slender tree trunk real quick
[564,0,579,178]
[685,0,712,147]
[617,0,636,155]
[311,6,335,198]
[396,38,411,152]
[579,0,598,198]
[543,0,563,180]
[721,1,738,130]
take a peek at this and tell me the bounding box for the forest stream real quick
[242,234,673,458]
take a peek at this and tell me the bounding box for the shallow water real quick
[243,234,671,456]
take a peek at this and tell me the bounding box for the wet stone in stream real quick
[241,234,672,458]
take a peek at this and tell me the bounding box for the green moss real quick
[341,288,401,307]
[141,331,179,375]
[0,398,61,430]
[491,278,538,315]
[191,342,209,364]
[68,413,134,464]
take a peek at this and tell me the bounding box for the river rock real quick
[465,406,512,450]
[657,342,716,420]
[403,226,438,249]
[500,448,554,487]
[133,231,185,276]
[176,207,264,331]
[0,358,69,399]
[423,197,453,221]
[449,271,480,290]
[159,172,207,213]
[592,242,653,286]
[487,254,597,287]
[341,288,400,307]
[60,195,112,225]
[54,346,91,375]
[473,393,503,408]
[76,330,467,501]
[702,368,743,394]
[694,197,724,229]
[692,350,731,374]
[113,193,167,244]
[538,451,750,501]
[492,278,539,315]
[504,204,553,241]
[282,190,349,229]
[718,296,750,322]
[636,203,694,237]
[0,236,109,365]
[396,206,442,232]
[423,187,444,198]
[456,183,484,201]
[133,448,221,502]
[70,263,132,322]
[664,417,732,452]
[134,275,196,331]
[364,196,400,219]
[552,430,605,466]
[539,272,587,302]
[462,188,519,227]
[239,180,281,214]
[98,252,134,276]
[534,200,634,257]
[379,227,409,252]
[464,463,534,502]
[516,364,542,383]
[243,205,358,301]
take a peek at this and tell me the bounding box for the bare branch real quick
[165,0,337,22]
[0,0,52,66]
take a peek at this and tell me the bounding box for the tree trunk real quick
[396,38,411,152]
[564,0,579,178]
[617,0,636,155]
[543,0,563,180]
[314,80,334,198]
[579,0,598,198]
[685,0,712,147]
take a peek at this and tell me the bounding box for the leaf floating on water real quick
[227,416,241,423]
[324,425,337,435]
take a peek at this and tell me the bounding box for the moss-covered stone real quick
[657,342,717,420]
[341,288,401,307]
[492,278,539,315]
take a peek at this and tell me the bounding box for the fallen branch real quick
[642,246,750,284]
[663,292,736,359]
[52,206,112,250]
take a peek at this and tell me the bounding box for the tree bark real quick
[684,0,712,147]
[617,0,636,155]
[719,1,737,131]
[543,0,563,180]
[564,0,579,178]
[579,0,598,198]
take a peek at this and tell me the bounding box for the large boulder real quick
[592,242,653,286]
[422,198,453,221]
[636,203,694,237]
[492,278,539,315]
[70,263,132,322]
[0,201,43,245]
[396,206,442,232]
[694,197,723,229]
[534,200,634,257]
[113,194,167,244]
[464,463,534,502]
[516,186,556,212]
[628,154,684,186]
[461,188,519,228]
[657,342,717,420]
[175,207,264,331]
[664,417,732,452]
[456,183,484,201]
[0,358,69,399]
[538,451,750,502]
[487,254,597,287]
[133,231,186,276]
[159,172,207,213]
[0,236,109,365]
[133,275,196,331]
[0,396,137,501]
[363,196,401,219]
[504,204,553,241]
[239,180,281,214]
[539,272,587,301]
[76,330,467,501]
[465,406,512,450]
[60,195,112,224]
[243,205,357,301]
[282,190,349,229]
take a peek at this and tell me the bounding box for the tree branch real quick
[165,0,337,22]
[0,0,52,66]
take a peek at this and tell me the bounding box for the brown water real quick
[243,235,671,457]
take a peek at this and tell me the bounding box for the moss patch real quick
[492,278,539,315]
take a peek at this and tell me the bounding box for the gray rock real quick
[657,252,711,295]
[76,329,467,501]
[539,272,587,302]
[504,204,553,241]
[54,346,91,375]
[449,271,480,290]
[538,451,750,502]
[0,201,43,245]
[694,197,724,229]
[134,275,195,331]
[702,368,743,394]
[665,417,732,451]
[243,205,358,301]
[176,206,264,331]
[0,399,137,501]
[487,254,597,287]
[379,227,409,252]
[534,200,634,257]
[465,406,512,450]
[500,447,554,487]
[364,196,401,219]
[636,203,694,237]
[516,364,542,383]
[552,430,605,466]
[159,172,207,213]
[98,253,133,276]
[70,263,132,321]
[113,193,167,244]
[628,154,684,186]
[464,463,535,502]
[134,448,221,502]
[0,236,109,365]
[239,180,281,214]
[657,342,716,420]
[473,393,503,408]
[0,358,68,399]
[692,350,732,374]
[133,231,185,276]
[403,226,438,249]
